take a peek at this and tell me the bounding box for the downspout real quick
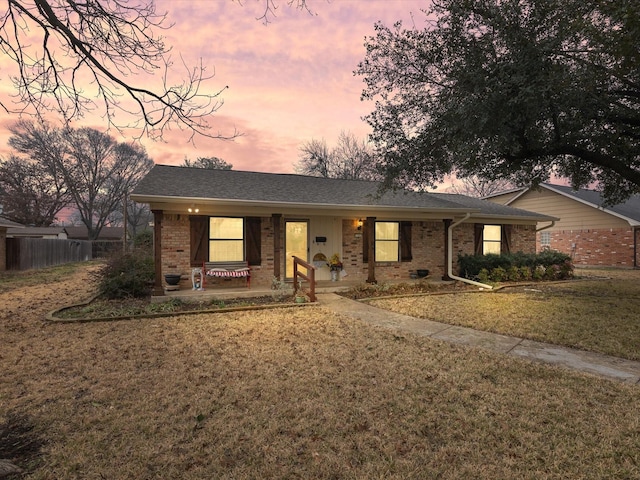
[447,213,494,290]
[536,221,556,233]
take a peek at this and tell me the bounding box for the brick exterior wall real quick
[541,228,639,268]
[158,213,541,288]
[159,214,280,289]
[341,221,536,282]
[160,214,190,286]
[250,217,277,287]
[342,220,454,282]
[512,224,537,253]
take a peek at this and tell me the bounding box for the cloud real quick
[0,0,426,174]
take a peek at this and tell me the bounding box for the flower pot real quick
[164,274,181,286]
[330,270,339,282]
[295,295,306,304]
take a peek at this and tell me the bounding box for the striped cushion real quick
[206,268,250,277]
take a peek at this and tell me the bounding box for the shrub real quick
[132,230,153,250]
[458,250,573,283]
[95,248,155,299]
[507,266,521,282]
[519,266,532,281]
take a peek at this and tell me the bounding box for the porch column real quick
[272,214,282,280]
[366,216,377,284]
[152,209,164,296]
[442,219,452,281]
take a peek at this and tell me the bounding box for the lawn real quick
[0,263,639,479]
[367,268,640,361]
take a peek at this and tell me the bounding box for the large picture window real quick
[483,225,502,255]
[375,221,399,262]
[209,217,244,261]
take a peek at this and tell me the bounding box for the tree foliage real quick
[182,156,233,170]
[7,120,154,239]
[356,0,640,204]
[294,131,381,180]
[447,175,515,198]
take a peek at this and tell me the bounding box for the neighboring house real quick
[131,165,556,294]
[66,225,125,257]
[65,226,125,241]
[0,217,24,271]
[6,226,68,239]
[485,183,640,268]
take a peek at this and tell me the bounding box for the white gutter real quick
[447,213,494,290]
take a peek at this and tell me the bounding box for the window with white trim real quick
[375,221,399,262]
[209,217,244,261]
[483,225,502,255]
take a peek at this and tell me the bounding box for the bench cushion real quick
[205,267,250,277]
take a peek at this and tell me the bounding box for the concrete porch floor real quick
[153,277,444,303]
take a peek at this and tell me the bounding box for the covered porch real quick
[153,276,449,303]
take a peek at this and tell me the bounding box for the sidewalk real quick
[316,293,640,385]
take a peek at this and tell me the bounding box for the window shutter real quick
[246,217,262,266]
[400,221,412,262]
[501,225,512,254]
[190,215,208,265]
[474,223,483,255]
[362,219,369,263]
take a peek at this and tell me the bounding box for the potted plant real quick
[295,280,308,303]
[328,253,343,282]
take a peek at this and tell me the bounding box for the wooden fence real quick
[6,238,93,271]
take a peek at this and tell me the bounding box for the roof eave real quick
[130,194,481,215]
[469,213,559,223]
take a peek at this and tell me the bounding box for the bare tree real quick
[251,0,313,24]
[107,197,153,239]
[295,131,381,181]
[446,175,516,198]
[0,1,314,140]
[8,121,154,239]
[0,154,71,225]
[125,199,153,238]
[182,156,233,170]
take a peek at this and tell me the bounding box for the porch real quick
[153,277,446,303]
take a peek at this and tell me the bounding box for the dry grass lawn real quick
[368,268,640,361]
[0,263,639,479]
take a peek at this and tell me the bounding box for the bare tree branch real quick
[0,0,237,140]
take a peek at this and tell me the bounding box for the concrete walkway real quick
[316,293,640,385]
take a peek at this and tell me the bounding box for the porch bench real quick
[203,261,251,288]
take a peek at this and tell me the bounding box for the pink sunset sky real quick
[1,0,431,175]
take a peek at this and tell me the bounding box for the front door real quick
[285,220,308,279]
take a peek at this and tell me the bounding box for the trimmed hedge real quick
[458,250,574,283]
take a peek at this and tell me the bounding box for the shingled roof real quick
[0,217,24,229]
[542,183,640,224]
[132,165,554,220]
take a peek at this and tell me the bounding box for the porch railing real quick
[292,255,317,302]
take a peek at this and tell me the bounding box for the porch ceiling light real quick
[188,205,199,213]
